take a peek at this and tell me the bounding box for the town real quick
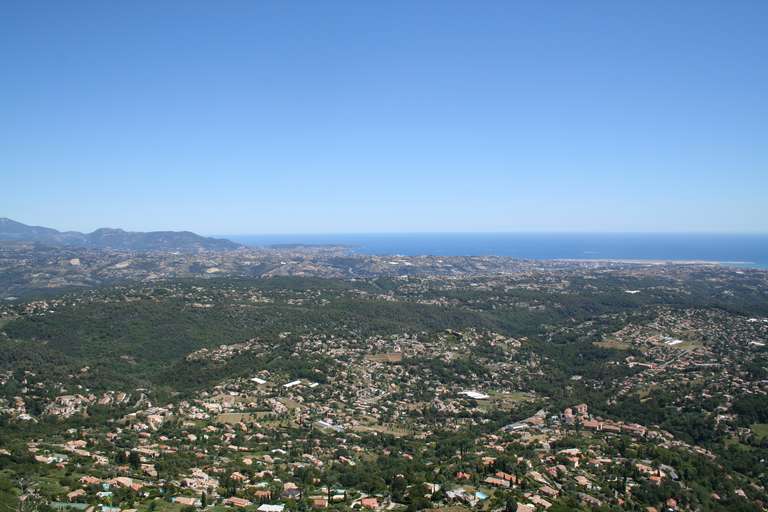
[1,259,767,512]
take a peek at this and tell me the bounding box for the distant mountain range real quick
[0,217,240,251]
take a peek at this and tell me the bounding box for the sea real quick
[226,233,768,269]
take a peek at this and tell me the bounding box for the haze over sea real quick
[229,233,768,269]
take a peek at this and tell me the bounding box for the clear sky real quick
[2,1,767,234]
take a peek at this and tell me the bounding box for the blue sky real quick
[2,1,766,234]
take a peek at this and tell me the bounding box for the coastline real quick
[227,233,768,269]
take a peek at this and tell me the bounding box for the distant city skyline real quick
[3,1,767,234]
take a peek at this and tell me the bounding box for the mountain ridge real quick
[0,217,240,251]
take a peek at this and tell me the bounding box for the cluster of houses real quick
[2,269,767,512]
[14,368,711,512]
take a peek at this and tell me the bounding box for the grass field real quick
[351,423,411,437]
[350,414,412,437]
[215,412,271,423]
[138,499,187,512]
[475,391,535,412]
[724,435,753,451]
[594,339,631,350]
[751,423,768,441]
[281,398,301,410]
[668,339,703,351]
[365,352,403,363]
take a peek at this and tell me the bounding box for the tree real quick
[128,451,141,469]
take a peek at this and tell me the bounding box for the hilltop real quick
[0,217,240,252]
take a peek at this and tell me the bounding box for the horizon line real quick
[213,231,768,237]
